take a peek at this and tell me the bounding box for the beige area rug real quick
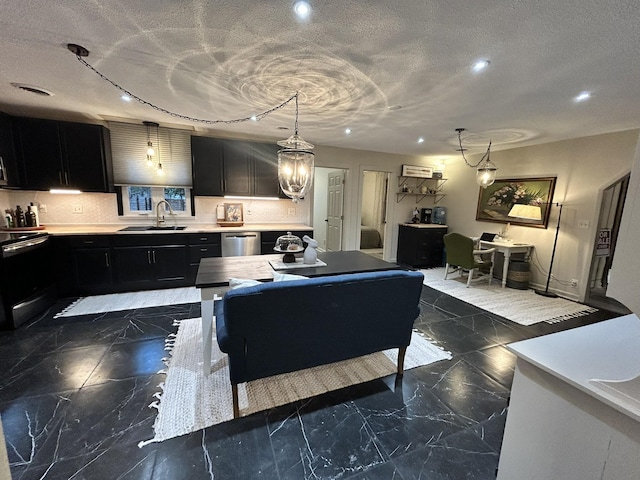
[55,286,225,317]
[422,267,598,326]
[139,317,452,446]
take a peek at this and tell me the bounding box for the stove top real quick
[0,231,47,246]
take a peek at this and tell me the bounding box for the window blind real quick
[110,122,192,187]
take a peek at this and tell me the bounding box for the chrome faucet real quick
[155,199,174,226]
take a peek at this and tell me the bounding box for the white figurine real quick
[302,235,318,264]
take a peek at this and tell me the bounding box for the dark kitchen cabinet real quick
[112,234,189,290]
[14,117,113,192]
[191,136,224,196]
[50,235,113,296]
[187,233,221,281]
[396,224,447,268]
[191,136,281,197]
[0,113,21,188]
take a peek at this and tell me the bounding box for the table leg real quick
[502,250,511,288]
[201,288,215,376]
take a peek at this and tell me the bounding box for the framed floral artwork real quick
[476,177,557,228]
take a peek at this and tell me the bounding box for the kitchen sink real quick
[119,226,187,232]
[147,226,187,230]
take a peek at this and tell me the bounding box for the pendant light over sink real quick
[277,92,315,203]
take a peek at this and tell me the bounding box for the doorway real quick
[585,174,632,314]
[359,170,389,260]
[313,167,346,252]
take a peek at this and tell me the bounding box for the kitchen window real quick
[122,186,191,216]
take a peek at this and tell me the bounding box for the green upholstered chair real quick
[443,233,496,287]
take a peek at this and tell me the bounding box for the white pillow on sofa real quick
[229,278,262,290]
[272,272,309,282]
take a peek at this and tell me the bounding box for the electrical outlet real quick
[246,208,252,216]
[288,207,296,216]
[571,279,578,287]
[39,204,47,213]
[72,205,83,214]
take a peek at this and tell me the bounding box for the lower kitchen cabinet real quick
[396,224,448,268]
[112,235,189,290]
[73,248,113,294]
[187,233,221,281]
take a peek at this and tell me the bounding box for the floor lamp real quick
[508,203,562,297]
[537,202,563,298]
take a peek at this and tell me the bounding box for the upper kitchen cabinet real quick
[14,117,114,192]
[191,135,224,196]
[191,136,282,197]
[0,113,22,188]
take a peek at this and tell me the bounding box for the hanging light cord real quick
[69,44,298,125]
[456,128,492,168]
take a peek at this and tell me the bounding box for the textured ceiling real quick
[1,0,639,160]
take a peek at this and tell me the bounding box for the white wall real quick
[442,129,639,301]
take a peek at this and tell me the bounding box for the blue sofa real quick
[215,269,424,417]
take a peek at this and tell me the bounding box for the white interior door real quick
[326,170,345,251]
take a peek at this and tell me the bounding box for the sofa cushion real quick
[229,278,263,290]
[272,272,309,282]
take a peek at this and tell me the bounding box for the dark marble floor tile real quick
[453,313,527,347]
[0,329,53,359]
[345,459,406,479]
[113,315,180,343]
[28,320,125,353]
[0,347,108,403]
[152,415,276,480]
[394,427,499,480]
[462,345,517,390]
[17,442,157,480]
[267,396,388,480]
[419,359,509,426]
[353,374,466,461]
[414,302,450,327]
[1,392,73,469]
[470,408,508,454]
[84,339,167,386]
[418,320,491,355]
[32,375,160,465]
[423,288,485,319]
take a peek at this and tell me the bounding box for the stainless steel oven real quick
[0,232,56,328]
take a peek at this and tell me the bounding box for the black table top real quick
[195,250,403,288]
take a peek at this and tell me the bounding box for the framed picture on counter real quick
[224,203,243,223]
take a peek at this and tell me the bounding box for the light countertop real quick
[508,313,640,422]
[35,223,313,235]
[399,223,448,229]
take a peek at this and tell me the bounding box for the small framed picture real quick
[401,164,433,178]
[224,203,243,223]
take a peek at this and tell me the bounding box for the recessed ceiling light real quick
[388,105,402,111]
[277,126,290,130]
[417,137,425,144]
[11,83,53,96]
[345,128,352,135]
[121,94,131,102]
[575,91,591,102]
[472,60,490,72]
[294,1,311,19]
[250,115,258,121]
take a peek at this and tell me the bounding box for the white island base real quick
[497,314,640,479]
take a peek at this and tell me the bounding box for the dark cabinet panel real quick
[0,113,22,188]
[14,117,113,192]
[113,247,155,287]
[396,225,447,267]
[154,246,188,282]
[186,233,221,282]
[191,136,224,196]
[73,249,113,294]
[191,136,282,197]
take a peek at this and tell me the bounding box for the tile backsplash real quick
[1,190,310,225]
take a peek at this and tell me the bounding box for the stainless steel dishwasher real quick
[221,231,261,257]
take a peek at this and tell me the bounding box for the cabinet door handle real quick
[152,250,156,263]
[200,237,208,241]
[58,171,63,185]
[147,250,152,264]
[200,248,208,252]
[64,172,69,185]
[105,252,110,267]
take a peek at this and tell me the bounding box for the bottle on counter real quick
[4,210,13,228]
[26,206,37,227]
[15,205,26,228]
[29,202,39,227]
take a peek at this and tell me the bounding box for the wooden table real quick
[479,240,534,288]
[196,251,403,374]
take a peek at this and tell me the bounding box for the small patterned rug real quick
[139,317,452,445]
[421,267,598,325]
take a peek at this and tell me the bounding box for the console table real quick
[479,240,534,288]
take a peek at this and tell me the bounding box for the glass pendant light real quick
[456,128,497,188]
[277,93,315,203]
[143,121,158,167]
